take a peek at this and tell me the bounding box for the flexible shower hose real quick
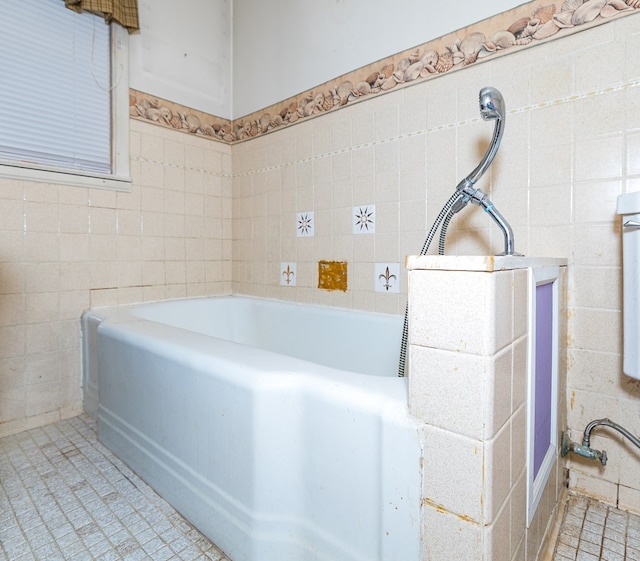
[398,191,463,377]
[583,418,640,450]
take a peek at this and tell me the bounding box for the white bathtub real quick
[81,295,423,561]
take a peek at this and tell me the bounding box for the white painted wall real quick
[129,0,232,117]
[129,0,521,119]
[232,0,522,118]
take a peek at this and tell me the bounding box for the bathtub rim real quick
[81,293,409,418]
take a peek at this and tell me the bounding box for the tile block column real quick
[405,255,566,561]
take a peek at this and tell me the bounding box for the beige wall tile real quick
[423,424,484,520]
[410,345,487,437]
[484,420,512,522]
[0,119,232,433]
[423,505,483,561]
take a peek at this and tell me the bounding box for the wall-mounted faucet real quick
[561,431,607,466]
[561,418,640,467]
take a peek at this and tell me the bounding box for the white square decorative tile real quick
[374,263,400,293]
[296,211,314,237]
[280,262,297,286]
[353,204,375,234]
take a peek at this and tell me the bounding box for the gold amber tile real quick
[318,260,347,292]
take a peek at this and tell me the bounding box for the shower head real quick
[459,86,506,189]
[449,86,517,255]
[479,86,505,122]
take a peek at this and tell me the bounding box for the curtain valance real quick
[65,0,139,32]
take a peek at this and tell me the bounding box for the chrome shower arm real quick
[481,198,515,256]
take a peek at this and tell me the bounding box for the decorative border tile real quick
[129,89,232,140]
[129,2,640,145]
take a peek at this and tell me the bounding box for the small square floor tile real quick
[552,494,640,561]
[0,415,232,561]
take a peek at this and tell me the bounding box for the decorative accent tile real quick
[353,204,375,234]
[318,260,348,292]
[280,262,297,286]
[296,211,314,237]
[129,4,640,145]
[375,263,400,293]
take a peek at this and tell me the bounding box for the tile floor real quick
[1,414,639,561]
[0,415,231,561]
[552,493,640,561]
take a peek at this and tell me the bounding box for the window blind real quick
[0,0,111,174]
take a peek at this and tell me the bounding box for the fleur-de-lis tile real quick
[374,263,400,293]
[280,262,297,286]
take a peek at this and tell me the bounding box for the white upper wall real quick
[129,0,521,120]
[129,0,232,117]
[232,0,521,118]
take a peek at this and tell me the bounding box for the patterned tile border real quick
[129,0,640,145]
[129,90,233,140]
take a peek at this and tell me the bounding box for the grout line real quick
[232,78,640,180]
[129,154,232,179]
[516,78,640,115]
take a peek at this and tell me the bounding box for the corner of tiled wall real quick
[0,118,233,437]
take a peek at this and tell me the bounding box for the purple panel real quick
[533,281,554,479]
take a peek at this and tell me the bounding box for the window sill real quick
[0,161,131,192]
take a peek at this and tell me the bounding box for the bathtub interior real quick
[128,295,404,377]
[82,296,423,561]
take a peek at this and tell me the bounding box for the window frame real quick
[0,21,130,192]
[526,265,560,527]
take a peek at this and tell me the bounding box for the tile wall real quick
[0,120,232,437]
[230,12,640,513]
[407,259,567,561]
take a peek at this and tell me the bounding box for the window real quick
[0,0,130,190]
[526,266,560,526]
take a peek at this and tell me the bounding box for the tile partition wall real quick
[406,258,568,561]
[0,120,232,437]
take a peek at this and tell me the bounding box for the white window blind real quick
[0,0,113,176]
